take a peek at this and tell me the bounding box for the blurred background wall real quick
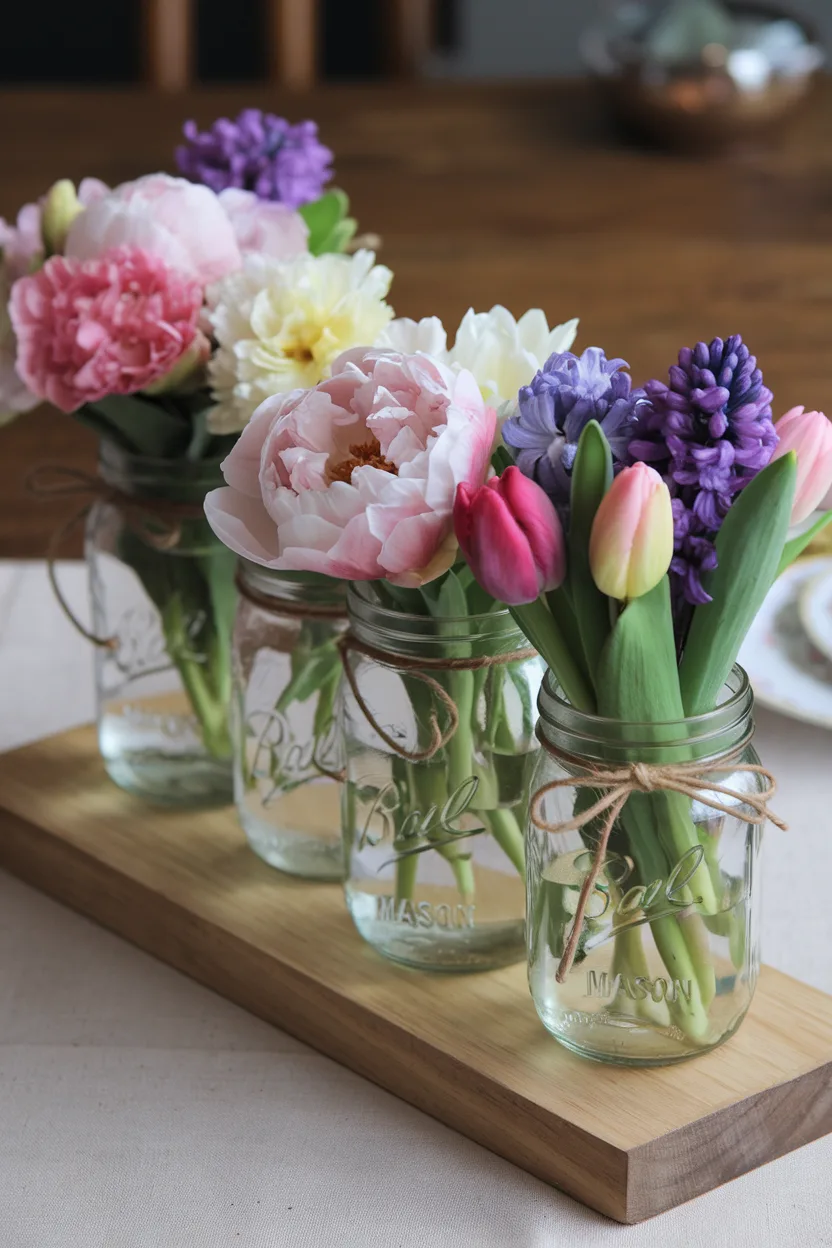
[429,0,831,77]
[0,1,828,82]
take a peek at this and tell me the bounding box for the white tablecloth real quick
[1,561,830,1247]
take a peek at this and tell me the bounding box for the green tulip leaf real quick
[299,189,357,255]
[597,576,683,723]
[679,452,797,716]
[778,510,832,576]
[568,420,613,689]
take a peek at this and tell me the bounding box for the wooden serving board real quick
[1,725,831,1224]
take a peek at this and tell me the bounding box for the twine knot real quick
[630,762,657,792]
[531,729,787,984]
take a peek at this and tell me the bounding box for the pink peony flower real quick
[204,348,497,586]
[218,188,308,261]
[10,246,203,413]
[65,173,242,287]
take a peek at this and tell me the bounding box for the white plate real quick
[738,557,832,730]
[799,563,832,666]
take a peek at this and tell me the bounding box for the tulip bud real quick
[142,332,212,396]
[453,465,566,605]
[41,180,84,255]
[771,407,832,525]
[589,463,673,601]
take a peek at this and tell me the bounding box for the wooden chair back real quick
[143,0,434,91]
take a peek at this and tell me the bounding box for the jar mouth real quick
[238,560,348,611]
[347,580,531,658]
[98,440,226,495]
[537,665,754,762]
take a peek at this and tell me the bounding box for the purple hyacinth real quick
[630,335,778,607]
[176,109,333,209]
[502,347,647,516]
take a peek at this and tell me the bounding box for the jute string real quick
[27,465,207,650]
[338,633,537,762]
[530,726,787,983]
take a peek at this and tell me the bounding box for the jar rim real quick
[346,580,532,657]
[238,559,348,611]
[537,665,754,761]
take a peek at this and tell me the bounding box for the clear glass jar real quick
[527,666,765,1066]
[86,443,236,807]
[232,562,348,880]
[341,584,546,972]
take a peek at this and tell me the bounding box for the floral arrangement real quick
[455,336,832,1043]
[204,306,579,902]
[0,110,388,769]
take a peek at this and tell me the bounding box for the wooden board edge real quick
[0,804,632,1223]
[626,1059,832,1222]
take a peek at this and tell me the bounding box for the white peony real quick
[449,305,579,407]
[380,306,579,410]
[206,249,394,434]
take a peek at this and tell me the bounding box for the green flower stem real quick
[395,850,419,904]
[481,807,526,879]
[161,598,232,759]
[610,926,671,1029]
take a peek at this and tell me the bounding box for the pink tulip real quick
[454,467,565,605]
[771,407,832,524]
[589,463,673,601]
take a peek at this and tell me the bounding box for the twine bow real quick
[338,633,537,763]
[27,465,206,649]
[531,729,787,984]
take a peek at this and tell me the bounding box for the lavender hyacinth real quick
[630,335,778,606]
[176,110,333,208]
[502,347,647,517]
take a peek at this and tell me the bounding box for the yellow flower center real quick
[328,436,398,484]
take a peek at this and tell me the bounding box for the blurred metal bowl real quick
[581,2,825,150]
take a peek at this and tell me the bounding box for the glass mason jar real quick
[341,584,546,972]
[232,562,348,880]
[527,666,765,1066]
[86,443,236,807]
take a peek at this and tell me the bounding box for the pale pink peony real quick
[65,173,242,286]
[205,348,497,586]
[10,246,203,413]
[218,188,308,260]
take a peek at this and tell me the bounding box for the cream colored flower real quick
[206,249,394,433]
[449,305,579,407]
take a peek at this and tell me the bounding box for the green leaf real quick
[509,597,595,712]
[596,577,683,722]
[568,421,613,688]
[491,445,514,474]
[298,189,356,255]
[276,643,341,712]
[679,453,797,716]
[777,511,832,576]
[88,395,191,458]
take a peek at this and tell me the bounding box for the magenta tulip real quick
[589,462,673,601]
[453,466,566,605]
[771,407,832,524]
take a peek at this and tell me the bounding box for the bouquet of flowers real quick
[0,109,391,799]
[455,336,832,1054]
[204,307,578,961]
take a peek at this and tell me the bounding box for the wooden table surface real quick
[1,80,830,557]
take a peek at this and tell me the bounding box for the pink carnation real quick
[205,347,497,587]
[10,246,203,413]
